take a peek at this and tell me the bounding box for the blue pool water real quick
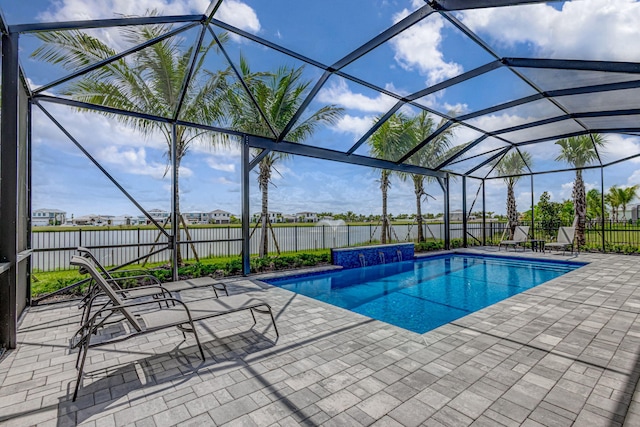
[265,254,585,334]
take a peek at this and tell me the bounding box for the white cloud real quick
[214,176,237,185]
[467,112,536,134]
[414,93,468,115]
[627,170,640,186]
[317,78,397,113]
[558,180,597,200]
[390,9,463,85]
[36,0,260,50]
[33,103,166,152]
[216,0,261,33]
[602,134,640,164]
[460,0,640,61]
[332,114,376,138]
[97,145,193,178]
[206,157,235,172]
[559,182,574,200]
[37,0,208,22]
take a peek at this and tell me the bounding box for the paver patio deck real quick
[1,248,640,426]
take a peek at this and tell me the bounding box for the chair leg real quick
[189,321,205,360]
[267,306,279,338]
[73,338,90,401]
[75,337,85,369]
[248,305,279,338]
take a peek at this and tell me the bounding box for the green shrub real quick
[415,240,444,252]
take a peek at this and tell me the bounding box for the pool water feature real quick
[265,253,585,334]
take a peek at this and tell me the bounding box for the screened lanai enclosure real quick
[3,0,640,350]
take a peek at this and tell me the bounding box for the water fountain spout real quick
[316,219,346,231]
[358,253,366,267]
[379,252,385,264]
[396,249,403,262]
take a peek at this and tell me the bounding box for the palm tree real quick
[32,21,230,265]
[618,185,639,221]
[586,188,604,221]
[226,58,343,256]
[555,134,607,246]
[401,111,458,242]
[368,113,413,243]
[606,186,621,222]
[494,150,532,238]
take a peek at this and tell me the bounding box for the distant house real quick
[282,214,297,223]
[109,215,140,226]
[252,212,283,223]
[73,214,110,226]
[209,209,231,224]
[296,212,318,223]
[148,209,170,224]
[449,210,476,222]
[32,209,66,226]
[449,210,464,222]
[183,211,210,224]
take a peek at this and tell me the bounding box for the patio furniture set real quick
[498,226,576,254]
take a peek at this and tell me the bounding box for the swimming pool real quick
[265,253,585,334]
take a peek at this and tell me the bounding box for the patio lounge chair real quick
[545,226,576,254]
[69,255,278,401]
[498,226,530,251]
[76,247,228,326]
[77,247,228,298]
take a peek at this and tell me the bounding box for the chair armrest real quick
[115,284,172,296]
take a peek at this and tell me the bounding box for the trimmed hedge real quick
[146,252,331,282]
[414,238,463,252]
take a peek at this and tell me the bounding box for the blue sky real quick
[3,0,640,219]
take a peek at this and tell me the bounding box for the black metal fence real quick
[31,223,447,271]
[31,220,640,271]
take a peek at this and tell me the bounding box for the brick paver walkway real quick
[1,249,640,426]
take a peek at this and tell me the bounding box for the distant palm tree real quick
[494,150,532,238]
[586,188,604,221]
[401,111,458,242]
[606,186,621,222]
[226,58,343,256]
[32,20,230,265]
[618,185,639,221]
[555,134,607,246]
[368,113,413,244]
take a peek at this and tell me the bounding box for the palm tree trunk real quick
[507,183,518,238]
[414,175,424,243]
[259,161,270,257]
[381,170,390,244]
[574,169,586,247]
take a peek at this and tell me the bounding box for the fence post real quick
[369,224,372,243]
[323,225,326,249]
[490,221,493,243]
[186,228,189,261]
[137,227,140,259]
[78,228,82,247]
[295,226,298,252]
[347,224,350,247]
[227,226,231,257]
